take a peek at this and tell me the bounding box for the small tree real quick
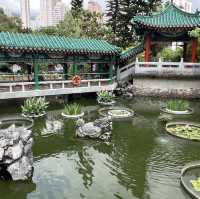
[158,47,183,62]
[0,8,22,32]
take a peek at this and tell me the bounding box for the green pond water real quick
[0,96,200,199]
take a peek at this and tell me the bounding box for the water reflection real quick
[0,97,200,199]
[41,120,63,136]
[0,181,36,199]
[76,147,95,189]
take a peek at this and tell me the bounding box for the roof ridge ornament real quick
[195,9,200,15]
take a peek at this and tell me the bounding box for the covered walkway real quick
[0,32,120,99]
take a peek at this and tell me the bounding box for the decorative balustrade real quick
[0,78,112,94]
[118,58,200,80]
[135,58,200,76]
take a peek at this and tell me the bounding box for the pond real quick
[0,96,200,199]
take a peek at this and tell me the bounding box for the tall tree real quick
[106,0,120,34]
[71,0,83,16]
[106,0,161,48]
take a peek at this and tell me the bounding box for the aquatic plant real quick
[166,99,189,111]
[166,124,200,140]
[97,90,115,103]
[191,177,200,192]
[63,103,82,115]
[22,97,49,116]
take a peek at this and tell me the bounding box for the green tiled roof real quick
[120,42,145,62]
[0,32,121,55]
[133,4,200,29]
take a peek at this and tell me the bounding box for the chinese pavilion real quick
[120,3,200,63]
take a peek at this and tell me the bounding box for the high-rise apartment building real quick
[173,0,192,13]
[87,0,102,14]
[40,0,67,27]
[52,1,67,26]
[20,0,30,28]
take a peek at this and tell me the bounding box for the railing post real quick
[22,84,25,92]
[50,83,53,90]
[158,58,162,75]
[62,82,65,89]
[180,58,184,75]
[9,85,13,93]
[135,57,139,74]
[98,80,101,87]
[88,81,91,87]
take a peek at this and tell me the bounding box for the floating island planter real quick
[181,163,200,199]
[99,107,134,119]
[166,122,200,141]
[21,97,49,118]
[161,99,193,115]
[97,90,116,106]
[0,117,33,130]
[61,103,84,119]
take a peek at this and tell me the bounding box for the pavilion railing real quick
[118,58,200,80]
[0,78,113,93]
[135,58,200,76]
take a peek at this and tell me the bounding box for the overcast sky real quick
[0,0,199,17]
[0,0,105,16]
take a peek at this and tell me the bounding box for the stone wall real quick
[132,77,200,98]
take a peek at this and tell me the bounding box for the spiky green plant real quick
[97,90,115,103]
[22,97,49,116]
[63,103,82,115]
[166,99,189,111]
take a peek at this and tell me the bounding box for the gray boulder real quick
[76,117,112,141]
[7,156,33,181]
[0,126,34,181]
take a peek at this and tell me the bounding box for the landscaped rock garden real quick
[166,122,200,141]
[76,117,112,141]
[0,125,33,181]
[115,81,134,99]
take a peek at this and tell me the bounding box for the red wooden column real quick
[145,32,151,62]
[192,38,198,63]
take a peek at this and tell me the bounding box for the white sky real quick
[0,0,199,17]
[0,0,105,15]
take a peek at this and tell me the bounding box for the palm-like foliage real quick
[63,103,82,115]
[22,97,49,116]
[97,90,115,103]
